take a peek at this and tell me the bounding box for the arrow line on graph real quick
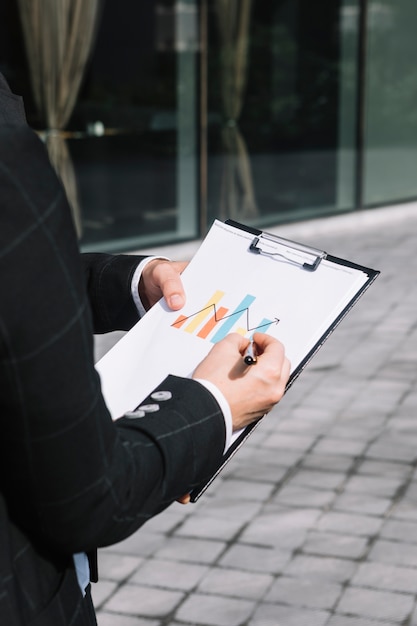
[172,303,279,332]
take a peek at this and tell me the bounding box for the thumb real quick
[161,262,186,310]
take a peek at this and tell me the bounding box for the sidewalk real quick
[93,203,417,626]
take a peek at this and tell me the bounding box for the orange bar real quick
[197,307,228,339]
[171,314,188,328]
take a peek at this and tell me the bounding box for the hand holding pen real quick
[192,332,290,431]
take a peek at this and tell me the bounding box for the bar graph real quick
[171,290,278,343]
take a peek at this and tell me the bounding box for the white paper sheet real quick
[96,220,370,420]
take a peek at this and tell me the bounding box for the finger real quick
[162,279,185,310]
[282,356,292,382]
[218,332,251,354]
[252,333,291,391]
[192,332,249,382]
[176,493,191,505]
[211,333,253,367]
[153,262,186,310]
[252,332,285,359]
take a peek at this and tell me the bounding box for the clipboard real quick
[188,220,379,501]
[95,219,379,502]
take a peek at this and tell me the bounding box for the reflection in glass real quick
[73,0,199,251]
[214,0,258,222]
[1,0,200,252]
[17,0,103,237]
[363,0,417,205]
[207,0,360,228]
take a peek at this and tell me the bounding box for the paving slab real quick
[95,205,417,626]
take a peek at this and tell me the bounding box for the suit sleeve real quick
[0,126,226,555]
[82,252,146,333]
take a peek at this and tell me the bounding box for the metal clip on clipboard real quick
[249,231,327,271]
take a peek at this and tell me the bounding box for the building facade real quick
[1,0,417,252]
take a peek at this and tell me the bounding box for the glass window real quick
[4,1,416,250]
[363,0,417,206]
[77,0,200,251]
[0,0,200,252]
[206,0,360,229]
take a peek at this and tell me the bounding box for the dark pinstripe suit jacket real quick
[0,76,225,625]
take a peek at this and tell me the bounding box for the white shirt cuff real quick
[73,552,90,596]
[131,256,170,318]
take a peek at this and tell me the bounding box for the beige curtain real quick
[17,0,103,236]
[214,0,258,220]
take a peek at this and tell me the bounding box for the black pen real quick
[244,340,258,365]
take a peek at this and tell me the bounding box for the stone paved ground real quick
[93,203,417,626]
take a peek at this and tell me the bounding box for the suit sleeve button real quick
[151,391,172,401]
[124,409,146,419]
[138,403,160,413]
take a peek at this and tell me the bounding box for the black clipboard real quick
[189,220,380,502]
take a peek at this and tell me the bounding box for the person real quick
[0,73,290,625]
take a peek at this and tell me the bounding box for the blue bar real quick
[250,318,274,338]
[211,294,256,343]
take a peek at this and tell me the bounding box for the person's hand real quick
[192,332,291,431]
[139,259,187,311]
[177,494,191,505]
